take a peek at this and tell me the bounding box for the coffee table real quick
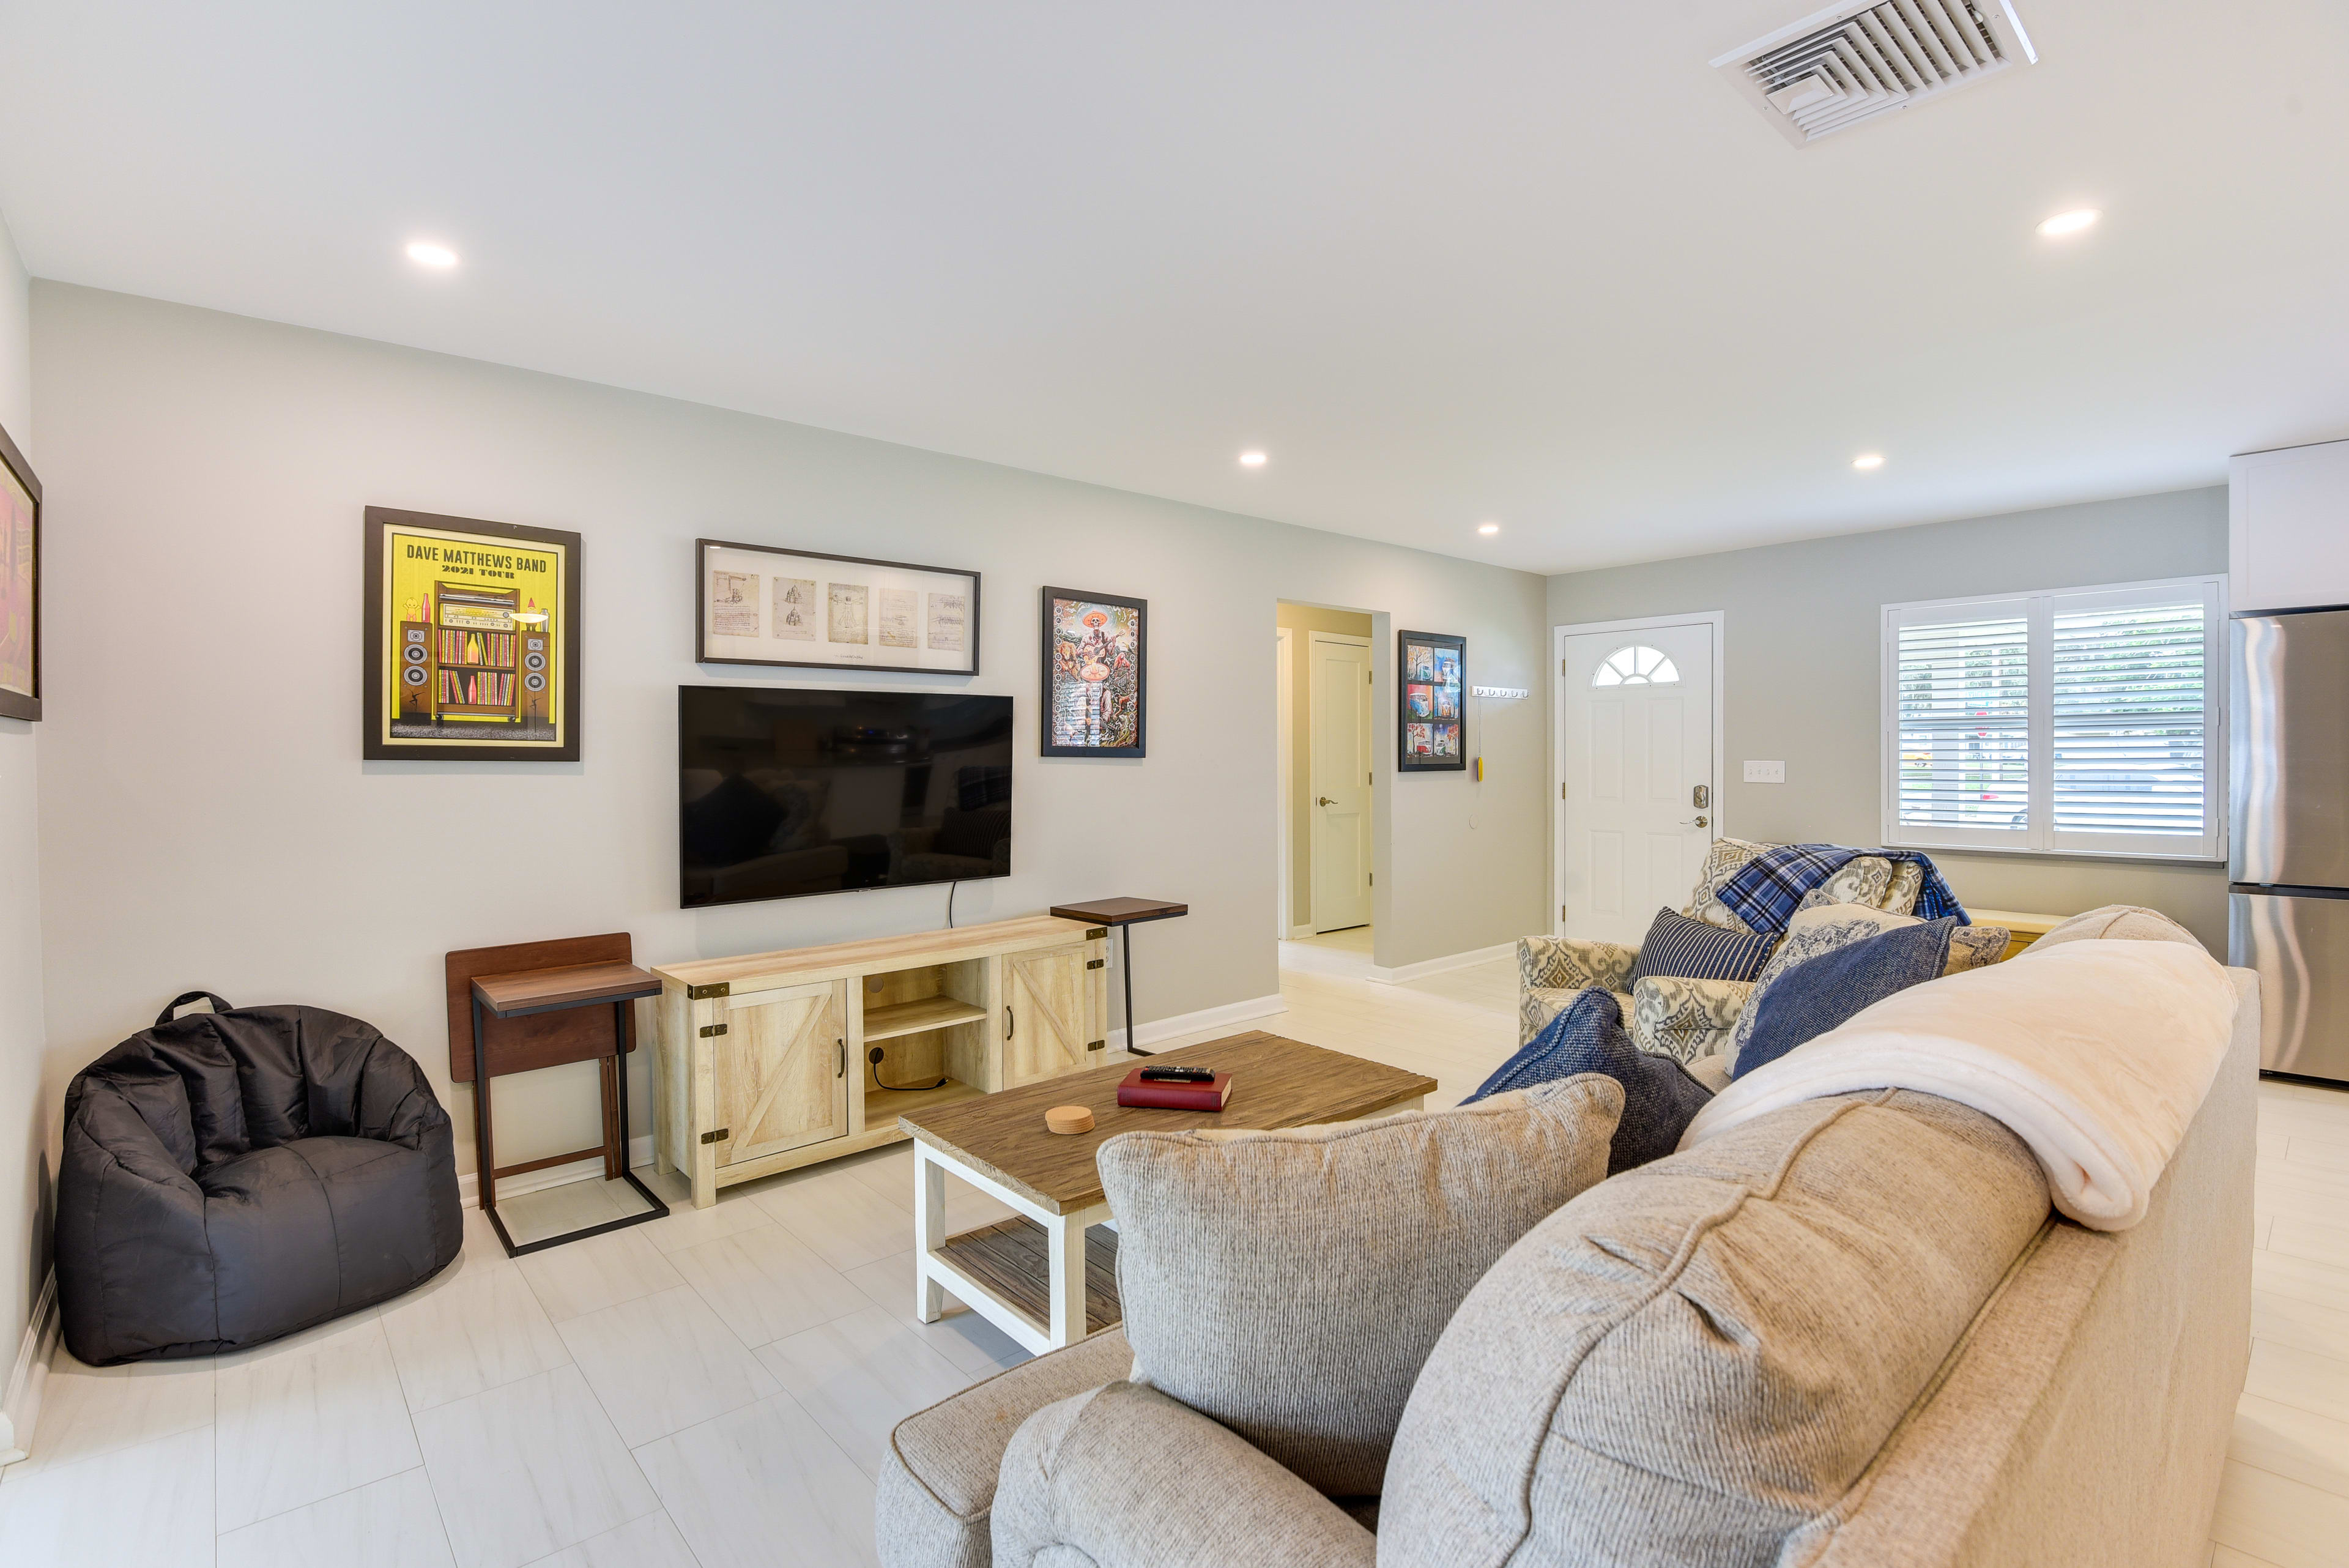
[898,1031,1436,1354]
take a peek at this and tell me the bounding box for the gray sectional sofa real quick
[877,968,2258,1568]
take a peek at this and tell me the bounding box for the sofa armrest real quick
[1518,935,1638,994]
[877,1328,1133,1568]
[1630,976,1755,1062]
[992,1380,1376,1568]
[1520,986,1633,1047]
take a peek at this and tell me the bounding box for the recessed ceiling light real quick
[1238,450,1267,468]
[1477,522,1501,535]
[2036,208,2101,238]
[406,241,459,269]
[1852,453,1885,470]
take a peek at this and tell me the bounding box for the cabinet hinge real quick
[1085,958,1105,970]
[1085,926,1108,940]
[700,1128,729,1145]
[1087,1039,1107,1052]
[688,982,730,1000]
[699,1022,728,1038]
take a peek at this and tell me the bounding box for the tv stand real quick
[650,914,1109,1208]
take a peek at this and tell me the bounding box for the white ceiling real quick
[3,2,2346,574]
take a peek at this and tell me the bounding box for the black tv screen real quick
[679,686,1012,908]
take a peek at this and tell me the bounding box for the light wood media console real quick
[651,915,1109,1208]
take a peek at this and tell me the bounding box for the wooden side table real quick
[1048,896,1187,1057]
[455,945,670,1257]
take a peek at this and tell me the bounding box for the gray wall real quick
[0,211,42,1377]
[1547,487,2230,949]
[28,281,1549,1187]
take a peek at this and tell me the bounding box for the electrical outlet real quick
[1743,760,1787,783]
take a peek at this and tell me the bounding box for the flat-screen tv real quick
[680,686,1012,908]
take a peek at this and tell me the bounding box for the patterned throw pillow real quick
[1728,902,1920,1066]
[1467,990,1714,1175]
[1731,918,1958,1080]
[1625,908,1777,987]
[1682,838,1772,932]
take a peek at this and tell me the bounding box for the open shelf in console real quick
[864,995,990,1042]
[863,1077,985,1124]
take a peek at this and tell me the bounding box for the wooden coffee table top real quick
[898,1032,1436,1214]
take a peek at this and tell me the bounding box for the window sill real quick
[1885,839,2227,869]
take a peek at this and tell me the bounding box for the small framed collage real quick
[1397,629,1465,771]
[696,539,980,676]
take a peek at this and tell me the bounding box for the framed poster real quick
[1398,630,1465,771]
[0,417,39,723]
[363,507,582,761]
[1042,587,1145,757]
[696,539,980,675]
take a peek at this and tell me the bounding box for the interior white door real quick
[1308,632,1373,932]
[1557,623,1715,946]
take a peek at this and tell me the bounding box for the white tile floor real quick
[1,952,2342,1566]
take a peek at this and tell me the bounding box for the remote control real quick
[1139,1066,1215,1083]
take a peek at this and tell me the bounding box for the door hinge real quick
[1087,1038,1107,1052]
[698,1022,728,1038]
[1367,669,1373,684]
[1560,903,1569,921]
[1560,781,1568,799]
[700,1128,729,1145]
[688,982,730,1000]
[1086,958,1105,970]
[1561,658,1570,675]
[1368,872,1374,886]
[1365,771,1371,785]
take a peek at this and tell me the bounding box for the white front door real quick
[1308,632,1373,932]
[1557,622,1716,946]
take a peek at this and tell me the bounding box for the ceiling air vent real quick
[1713,1,2037,146]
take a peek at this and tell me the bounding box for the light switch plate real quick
[1743,760,1787,783]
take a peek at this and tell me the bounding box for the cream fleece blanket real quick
[1675,938,2240,1230]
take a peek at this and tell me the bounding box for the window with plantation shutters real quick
[1882,576,2224,861]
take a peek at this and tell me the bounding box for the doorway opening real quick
[1277,601,1376,967]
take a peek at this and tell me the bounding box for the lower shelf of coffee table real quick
[937,1217,1122,1337]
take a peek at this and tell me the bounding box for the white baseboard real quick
[1286,923,1316,940]
[1108,993,1287,1053]
[0,1269,60,1467]
[460,1134,657,1209]
[1364,942,1515,985]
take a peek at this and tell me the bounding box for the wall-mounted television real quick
[680,686,1012,908]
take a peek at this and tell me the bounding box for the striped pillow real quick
[1626,907,1776,987]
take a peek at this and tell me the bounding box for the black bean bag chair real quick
[56,992,462,1364]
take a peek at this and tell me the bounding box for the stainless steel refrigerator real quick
[2232,606,2349,1083]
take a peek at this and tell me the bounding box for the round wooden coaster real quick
[1044,1104,1095,1135]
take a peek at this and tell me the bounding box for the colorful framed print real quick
[364,507,581,761]
[0,418,39,723]
[1042,587,1145,757]
[696,539,980,675]
[1398,630,1465,771]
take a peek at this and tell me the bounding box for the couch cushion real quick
[1378,1089,2051,1567]
[1682,836,1773,931]
[1095,1076,1620,1499]
[1729,902,1917,1068]
[2018,903,2204,954]
[877,1328,1133,1568]
[1625,907,1776,986]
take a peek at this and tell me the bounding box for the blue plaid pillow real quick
[1625,907,1776,987]
[1464,989,1713,1175]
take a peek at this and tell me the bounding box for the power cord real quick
[868,1046,947,1094]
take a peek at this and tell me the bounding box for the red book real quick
[1116,1069,1233,1111]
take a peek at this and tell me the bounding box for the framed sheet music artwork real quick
[696,540,981,677]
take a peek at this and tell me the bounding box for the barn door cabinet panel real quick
[652,914,1107,1207]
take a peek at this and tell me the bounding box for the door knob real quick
[1682,816,1709,828]
[1317,796,1335,806]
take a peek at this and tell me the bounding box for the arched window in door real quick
[1592,645,1680,686]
